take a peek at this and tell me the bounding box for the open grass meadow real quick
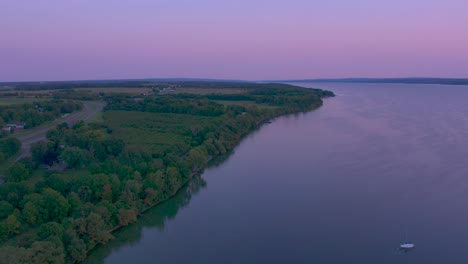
[75,87,153,95]
[103,110,216,153]
[75,87,247,95]
[0,97,49,106]
[212,100,278,109]
[173,87,247,95]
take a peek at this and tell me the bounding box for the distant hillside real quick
[273,78,468,85]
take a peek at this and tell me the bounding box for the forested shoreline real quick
[0,83,333,263]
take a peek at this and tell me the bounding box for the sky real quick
[1,0,468,82]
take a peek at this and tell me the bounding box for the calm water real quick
[87,83,468,264]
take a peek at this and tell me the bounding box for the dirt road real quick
[16,101,105,160]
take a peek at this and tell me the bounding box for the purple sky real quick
[1,0,467,81]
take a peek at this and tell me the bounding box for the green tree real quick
[59,146,92,169]
[7,163,30,182]
[38,222,64,240]
[22,201,41,225]
[166,167,180,193]
[22,189,70,225]
[67,192,82,216]
[31,141,57,166]
[186,146,208,172]
[0,212,21,239]
[31,141,48,165]
[0,201,14,219]
[103,138,125,156]
[44,174,67,194]
[64,229,87,263]
[42,188,70,222]
[0,246,29,264]
[143,188,157,206]
[117,208,137,226]
[85,213,113,246]
[28,240,65,264]
[0,138,21,158]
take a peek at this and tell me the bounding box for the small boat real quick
[400,242,415,250]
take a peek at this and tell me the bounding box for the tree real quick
[103,138,125,156]
[59,146,92,169]
[166,167,180,192]
[18,157,36,172]
[31,141,48,165]
[117,208,137,226]
[28,240,65,264]
[84,173,111,202]
[0,201,14,219]
[43,174,66,194]
[85,213,113,246]
[64,229,87,263]
[186,146,208,172]
[123,179,142,199]
[67,192,82,216]
[143,188,157,206]
[42,188,70,222]
[0,212,21,238]
[0,138,21,158]
[7,163,30,182]
[38,222,64,240]
[22,189,70,225]
[0,246,29,264]
[102,183,113,202]
[22,201,41,225]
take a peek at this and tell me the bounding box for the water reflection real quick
[85,176,207,264]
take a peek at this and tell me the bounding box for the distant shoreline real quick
[3,77,468,87]
[271,78,468,86]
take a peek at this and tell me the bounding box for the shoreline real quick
[0,84,334,264]
[85,100,327,258]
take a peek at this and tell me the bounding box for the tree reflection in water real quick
[85,176,207,264]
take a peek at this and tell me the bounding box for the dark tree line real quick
[105,96,225,116]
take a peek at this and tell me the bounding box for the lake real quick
[87,82,468,264]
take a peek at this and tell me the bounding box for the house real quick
[2,122,27,133]
[141,89,153,96]
[161,86,176,93]
[15,122,26,130]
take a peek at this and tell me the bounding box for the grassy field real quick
[212,100,277,109]
[174,87,246,94]
[74,87,247,95]
[86,110,103,123]
[104,111,216,153]
[5,86,249,98]
[0,97,49,105]
[75,87,152,94]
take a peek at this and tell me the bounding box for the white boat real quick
[400,243,415,250]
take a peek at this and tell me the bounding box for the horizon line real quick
[2,76,468,84]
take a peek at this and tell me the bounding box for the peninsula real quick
[0,81,333,263]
